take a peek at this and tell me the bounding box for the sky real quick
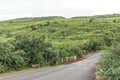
[0,0,120,20]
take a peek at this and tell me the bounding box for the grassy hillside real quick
[0,14,120,78]
[0,16,119,46]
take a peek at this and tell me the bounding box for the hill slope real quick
[0,15,120,74]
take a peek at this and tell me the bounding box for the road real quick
[0,53,100,80]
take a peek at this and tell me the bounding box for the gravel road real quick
[0,53,100,80]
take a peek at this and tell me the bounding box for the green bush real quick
[99,44,120,80]
[12,35,62,66]
[68,44,82,58]
[13,35,48,66]
[49,49,60,65]
[0,42,27,72]
[60,49,69,57]
[0,63,6,73]
[0,35,62,72]
[81,38,102,52]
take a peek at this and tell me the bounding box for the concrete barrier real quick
[31,64,40,68]
[65,57,69,63]
[73,56,77,62]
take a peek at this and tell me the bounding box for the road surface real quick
[0,53,100,80]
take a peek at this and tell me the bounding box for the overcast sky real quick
[0,0,120,20]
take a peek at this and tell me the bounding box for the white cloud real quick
[0,0,120,20]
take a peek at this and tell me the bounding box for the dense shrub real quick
[0,42,27,72]
[44,48,60,65]
[81,38,102,52]
[0,63,6,73]
[60,49,69,57]
[0,35,63,72]
[98,44,120,80]
[89,18,95,23]
[9,35,62,67]
[12,35,50,66]
[68,44,82,58]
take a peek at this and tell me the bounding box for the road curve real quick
[0,53,100,80]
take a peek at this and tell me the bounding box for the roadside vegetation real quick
[97,44,120,80]
[0,14,120,79]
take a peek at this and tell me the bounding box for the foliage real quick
[0,15,119,73]
[0,42,27,72]
[81,38,103,52]
[68,44,82,58]
[98,44,120,80]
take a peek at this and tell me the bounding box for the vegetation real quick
[98,44,120,80]
[0,14,120,79]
